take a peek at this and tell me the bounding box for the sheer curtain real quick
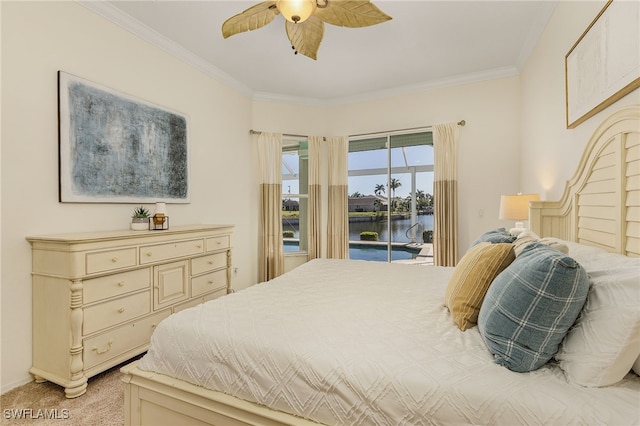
[433,123,459,266]
[327,136,349,259]
[257,132,284,281]
[307,136,323,260]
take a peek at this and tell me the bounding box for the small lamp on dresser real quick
[499,193,540,236]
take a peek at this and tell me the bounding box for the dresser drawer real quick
[140,239,204,264]
[84,291,151,335]
[206,235,230,252]
[86,247,137,274]
[191,269,227,297]
[191,253,227,276]
[83,268,151,304]
[83,309,171,370]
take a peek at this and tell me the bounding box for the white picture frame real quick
[58,71,190,203]
[565,0,640,129]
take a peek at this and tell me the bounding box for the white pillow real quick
[555,244,640,387]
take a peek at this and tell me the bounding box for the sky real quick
[346,145,434,198]
[348,173,434,199]
[283,143,434,199]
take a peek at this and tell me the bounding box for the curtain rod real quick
[249,130,312,139]
[249,120,465,140]
[349,120,465,138]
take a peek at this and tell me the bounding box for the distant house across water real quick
[348,195,387,212]
[283,199,299,211]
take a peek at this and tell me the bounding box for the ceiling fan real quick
[222,0,392,60]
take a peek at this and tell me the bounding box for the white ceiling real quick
[82,1,558,105]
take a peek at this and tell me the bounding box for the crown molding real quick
[76,1,525,108]
[76,1,253,98]
[253,66,520,107]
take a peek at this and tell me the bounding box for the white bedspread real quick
[139,258,640,425]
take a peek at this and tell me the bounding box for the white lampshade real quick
[499,193,540,235]
[277,0,317,23]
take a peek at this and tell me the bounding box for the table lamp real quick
[499,193,540,236]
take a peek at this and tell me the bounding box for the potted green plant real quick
[131,206,150,230]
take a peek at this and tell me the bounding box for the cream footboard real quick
[530,105,640,255]
[121,362,320,426]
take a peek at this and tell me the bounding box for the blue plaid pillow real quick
[477,242,589,372]
[470,228,516,248]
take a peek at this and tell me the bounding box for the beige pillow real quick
[513,230,540,256]
[445,242,515,331]
[513,230,569,256]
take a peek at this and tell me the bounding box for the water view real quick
[283,216,434,242]
[283,215,434,261]
[348,215,433,243]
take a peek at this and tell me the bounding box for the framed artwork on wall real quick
[565,0,640,129]
[58,71,190,203]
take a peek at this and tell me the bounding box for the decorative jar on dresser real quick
[26,224,234,398]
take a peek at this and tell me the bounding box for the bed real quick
[121,105,640,426]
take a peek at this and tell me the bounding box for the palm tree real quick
[416,189,432,212]
[389,178,402,210]
[374,184,385,196]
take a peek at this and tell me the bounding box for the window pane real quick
[348,149,387,171]
[282,139,308,253]
[390,145,433,168]
[282,152,300,195]
[348,174,388,198]
[282,196,307,252]
[389,132,433,147]
[348,131,434,263]
[282,141,308,195]
[349,137,387,152]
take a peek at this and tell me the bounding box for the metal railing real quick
[405,222,424,243]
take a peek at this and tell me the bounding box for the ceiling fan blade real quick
[314,0,391,28]
[222,1,279,39]
[286,16,324,60]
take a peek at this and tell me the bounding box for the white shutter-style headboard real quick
[530,105,640,257]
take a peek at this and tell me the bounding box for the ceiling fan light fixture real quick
[276,0,317,23]
[222,0,391,60]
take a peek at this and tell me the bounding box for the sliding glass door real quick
[348,131,434,262]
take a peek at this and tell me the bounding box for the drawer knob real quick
[118,307,125,314]
[92,340,113,355]
[146,252,153,257]
[118,281,125,287]
[208,280,214,284]
[208,260,214,265]
[111,257,118,262]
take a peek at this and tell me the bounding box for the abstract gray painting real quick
[58,71,189,203]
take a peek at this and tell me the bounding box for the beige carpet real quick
[0,359,137,426]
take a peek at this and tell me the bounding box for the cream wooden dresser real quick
[26,224,234,398]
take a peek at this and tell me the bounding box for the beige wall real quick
[520,0,640,200]
[1,1,258,392]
